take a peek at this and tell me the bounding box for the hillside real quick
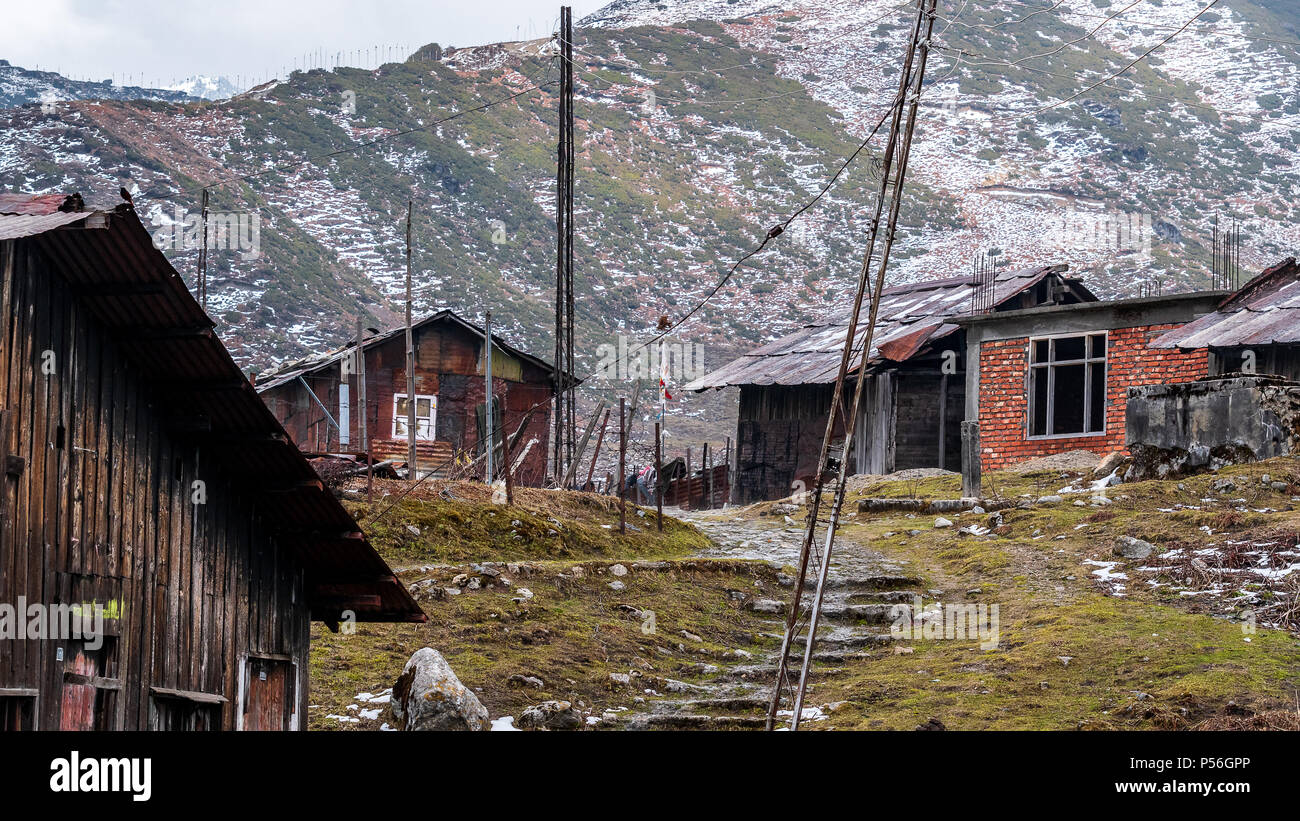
[1,0,1298,433]
[0,60,196,107]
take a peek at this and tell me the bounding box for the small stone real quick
[608,581,626,592]
[747,598,786,614]
[933,517,954,529]
[610,564,628,577]
[1037,495,1063,504]
[405,525,421,536]
[571,566,585,578]
[679,630,703,643]
[1114,535,1156,560]
[517,700,582,731]
[507,674,544,689]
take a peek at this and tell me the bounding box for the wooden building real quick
[257,311,566,486]
[684,266,1096,504]
[0,192,423,731]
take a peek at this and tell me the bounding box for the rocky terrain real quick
[308,456,1300,731]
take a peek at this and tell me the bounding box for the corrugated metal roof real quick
[257,309,577,393]
[0,192,83,216]
[684,264,1081,389]
[4,193,424,624]
[1151,258,1300,349]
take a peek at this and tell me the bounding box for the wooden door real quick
[59,649,98,731]
[242,657,293,731]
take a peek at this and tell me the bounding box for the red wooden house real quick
[257,311,566,486]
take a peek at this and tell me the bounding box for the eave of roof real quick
[2,194,424,624]
[1150,259,1300,349]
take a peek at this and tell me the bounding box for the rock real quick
[1270,481,1288,493]
[610,564,628,577]
[776,573,795,587]
[608,672,632,687]
[1210,478,1237,494]
[1093,451,1125,479]
[517,700,583,731]
[571,566,585,578]
[971,505,985,515]
[679,630,703,643]
[747,598,786,614]
[632,561,668,571]
[507,674,544,689]
[783,515,797,525]
[933,517,954,529]
[405,524,421,537]
[608,580,626,592]
[1114,535,1156,560]
[914,717,946,731]
[1037,495,1064,504]
[389,648,489,731]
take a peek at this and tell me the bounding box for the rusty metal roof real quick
[257,309,576,394]
[684,264,1082,389]
[1151,258,1300,349]
[2,193,424,624]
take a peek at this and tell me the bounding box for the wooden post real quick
[484,310,494,483]
[961,420,981,498]
[654,421,662,531]
[497,407,514,506]
[404,200,417,482]
[619,398,626,535]
[357,318,372,506]
[725,436,732,506]
[704,442,712,510]
[584,408,610,491]
[685,446,692,510]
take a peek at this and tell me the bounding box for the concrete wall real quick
[1126,376,1300,478]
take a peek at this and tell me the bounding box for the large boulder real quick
[389,648,489,731]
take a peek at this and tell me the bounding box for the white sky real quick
[0,0,608,88]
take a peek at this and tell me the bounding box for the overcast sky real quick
[0,0,608,89]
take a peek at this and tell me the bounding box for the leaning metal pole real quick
[766,0,938,731]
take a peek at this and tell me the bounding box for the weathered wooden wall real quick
[0,238,309,730]
[262,319,554,484]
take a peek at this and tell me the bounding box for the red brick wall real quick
[978,324,1208,470]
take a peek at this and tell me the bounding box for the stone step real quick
[823,573,922,591]
[631,714,768,730]
[806,602,905,623]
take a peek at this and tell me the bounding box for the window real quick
[0,693,37,730]
[392,393,436,440]
[1028,333,1107,437]
[150,691,222,731]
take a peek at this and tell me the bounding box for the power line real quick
[1032,0,1222,114]
[949,0,1300,50]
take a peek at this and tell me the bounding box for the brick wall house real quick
[956,292,1224,473]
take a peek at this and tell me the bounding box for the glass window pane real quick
[1032,339,1049,363]
[1055,336,1086,361]
[1030,368,1049,436]
[417,398,431,417]
[1088,362,1106,432]
[1051,363,1086,434]
[1088,334,1106,358]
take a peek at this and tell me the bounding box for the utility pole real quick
[766,0,938,731]
[484,310,494,482]
[357,317,372,506]
[197,188,209,309]
[553,4,576,485]
[405,200,417,482]
[654,420,662,532]
[619,397,626,534]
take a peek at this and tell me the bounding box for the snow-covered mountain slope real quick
[0,0,1297,387]
[0,60,195,108]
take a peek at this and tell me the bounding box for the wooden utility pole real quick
[584,408,610,490]
[358,318,372,505]
[484,310,494,483]
[552,4,576,484]
[404,200,417,481]
[654,421,662,532]
[618,397,626,534]
[197,188,209,308]
[767,0,938,731]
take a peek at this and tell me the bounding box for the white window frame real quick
[1026,331,1108,440]
[392,393,437,441]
